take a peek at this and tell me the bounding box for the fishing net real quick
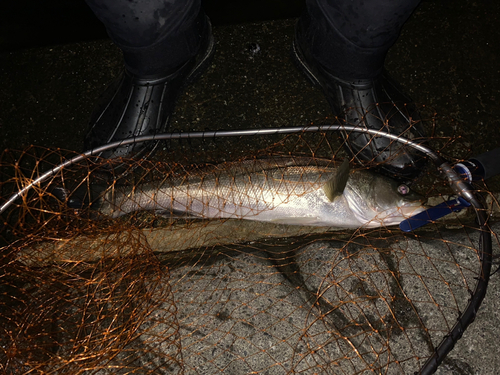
[0,114,496,374]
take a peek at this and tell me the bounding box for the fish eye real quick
[398,184,410,195]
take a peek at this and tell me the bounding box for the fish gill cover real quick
[0,117,498,374]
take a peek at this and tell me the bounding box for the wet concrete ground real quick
[1,0,500,373]
[1,1,500,156]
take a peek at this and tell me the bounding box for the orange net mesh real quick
[0,121,496,374]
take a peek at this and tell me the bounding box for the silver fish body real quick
[97,158,425,228]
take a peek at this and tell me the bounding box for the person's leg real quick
[84,0,214,159]
[293,0,425,180]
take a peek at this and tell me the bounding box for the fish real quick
[95,157,426,228]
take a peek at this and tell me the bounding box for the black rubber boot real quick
[83,16,215,160]
[291,6,427,181]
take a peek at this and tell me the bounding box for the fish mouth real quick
[398,206,426,221]
[370,203,427,227]
[399,203,428,217]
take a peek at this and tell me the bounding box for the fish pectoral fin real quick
[323,158,350,202]
[270,217,320,225]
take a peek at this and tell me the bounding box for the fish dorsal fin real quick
[323,159,350,202]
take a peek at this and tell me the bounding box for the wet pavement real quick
[1,0,500,373]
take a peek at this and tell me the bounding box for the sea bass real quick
[95,157,426,228]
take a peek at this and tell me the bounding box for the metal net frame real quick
[0,117,495,374]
